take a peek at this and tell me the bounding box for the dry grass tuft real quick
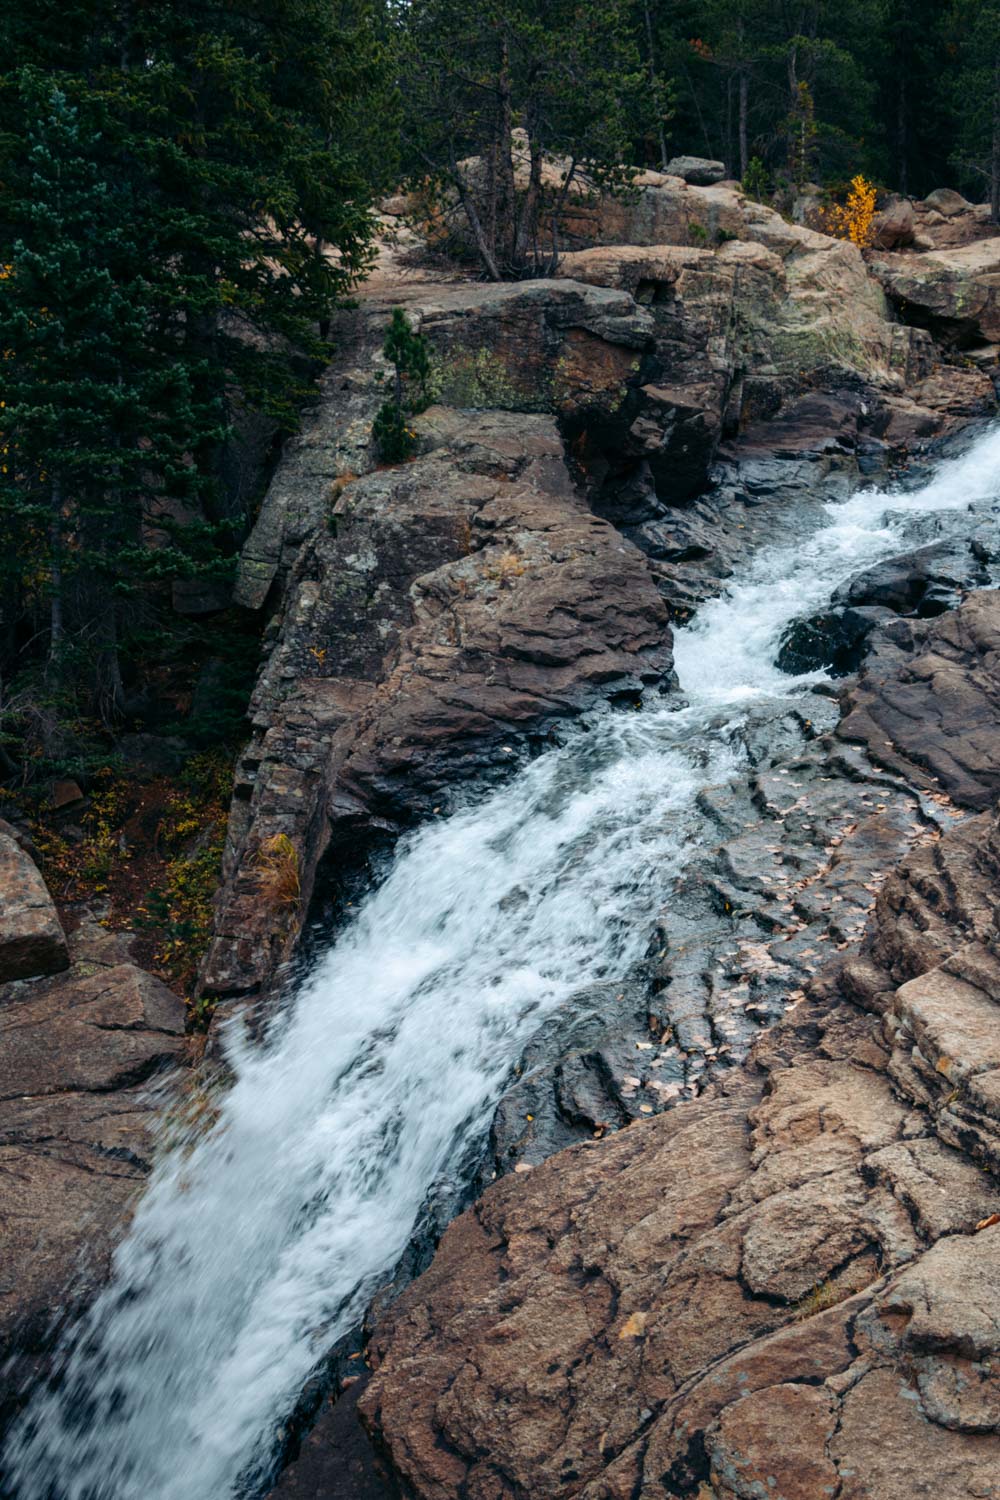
[484,550,526,583]
[254,832,302,908]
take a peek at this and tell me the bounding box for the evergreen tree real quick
[643,0,882,186]
[874,0,948,198]
[0,0,394,730]
[0,82,204,709]
[948,0,1000,221]
[372,309,432,462]
[396,0,653,278]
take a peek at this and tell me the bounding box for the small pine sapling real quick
[373,308,433,463]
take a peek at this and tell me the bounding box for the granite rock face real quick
[0,923,185,1378]
[0,831,68,983]
[234,279,653,612]
[457,595,1000,1181]
[839,588,1000,809]
[202,408,672,1004]
[361,783,1000,1500]
[871,239,1000,347]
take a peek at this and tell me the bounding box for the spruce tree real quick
[0,0,394,735]
[396,0,652,278]
[948,0,1000,221]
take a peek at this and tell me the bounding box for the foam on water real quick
[5,427,1000,1500]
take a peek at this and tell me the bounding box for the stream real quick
[5,426,1000,1500]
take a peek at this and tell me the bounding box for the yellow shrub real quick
[822,175,878,249]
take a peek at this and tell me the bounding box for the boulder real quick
[776,603,892,676]
[874,196,916,249]
[871,238,1000,345]
[831,539,987,616]
[924,187,971,218]
[839,588,1000,808]
[0,832,68,983]
[664,154,726,186]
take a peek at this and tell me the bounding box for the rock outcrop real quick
[0,921,185,1408]
[210,177,1000,1016]
[202,408,671,1004]
[0,829,68,982]
[872,239,1000,347]
[840,587,1000,809]
[361,755,1000,1500]
[234,279,653,612]
[467,591,996,1177]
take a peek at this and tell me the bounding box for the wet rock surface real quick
[0,922,185,1407]
[361,732,1000,1498]
[777,534,993,675]
[477,592,1000,1175]
[216,190,1000,1019]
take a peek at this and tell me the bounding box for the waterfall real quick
[5,426,1000,1500]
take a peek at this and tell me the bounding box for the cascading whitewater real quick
[5,427,1000,1500]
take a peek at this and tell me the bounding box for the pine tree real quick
[396,0,652,278]
[948,0,1000,221]
[372,309,432,463]
[0,0,394,735]
[643,0,882,187]
[0,82,192,707]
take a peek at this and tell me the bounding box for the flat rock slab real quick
[0,832,67,983]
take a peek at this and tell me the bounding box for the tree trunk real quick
[513,109,544,273]
[739,70,749,179]
[897,71,908,196]
[642,0,669,170]
[993,55,1000,226]
[449,144,503,280]
[96,602,126,724]
[787,41,799,102]
[546,158,578,275]
[896,0,909,196]
[47,477,64,669]
[496,34,517,270]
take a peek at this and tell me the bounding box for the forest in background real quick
[1,0,999,988]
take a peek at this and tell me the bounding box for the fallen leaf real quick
[975,1213,1000,1232]
[618,1311,647,1338]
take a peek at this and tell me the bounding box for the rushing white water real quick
[5,427,1000,1500]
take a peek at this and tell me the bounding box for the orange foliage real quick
[821,175,878,249]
